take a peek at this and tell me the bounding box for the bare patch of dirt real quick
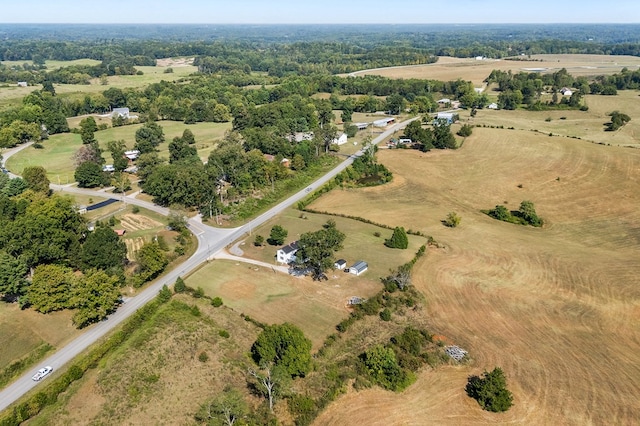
[156,57,194,67]
[119,213,163,232]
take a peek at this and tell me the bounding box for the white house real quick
[17,81,28,87]
[332,133,348,146]
[276,241,299,264]
[560,87,573,96]
[349,260,368,276]
[334,259,347,270]
[124,150,140,160]
[488,102,499,110]
[111,108,130,119]
[102,164,115,172]
[373,117,395,128]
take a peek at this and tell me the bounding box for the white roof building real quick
[332,133,348,145]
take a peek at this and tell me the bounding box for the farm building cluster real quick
[276,242,368,276]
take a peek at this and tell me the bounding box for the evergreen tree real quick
[385,227,409,249]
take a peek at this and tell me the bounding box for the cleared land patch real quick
[311,130,640,424]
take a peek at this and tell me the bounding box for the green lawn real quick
[241,207,424,281]
[7,120,231,182]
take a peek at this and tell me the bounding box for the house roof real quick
[351,260,368,272]
[279,241,299,254]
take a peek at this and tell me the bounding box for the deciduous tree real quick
[465,367,514,412]
[251,323,312,377]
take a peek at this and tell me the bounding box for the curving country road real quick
[0,117,418,413]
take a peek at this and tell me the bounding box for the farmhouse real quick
[349,260,368,276]
[560,87,573,96]
[332,133,348,146]
[373,117,395,128]
[276,241,299,264]
[334,259,347,270]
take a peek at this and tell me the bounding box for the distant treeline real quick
[3,24,640,80]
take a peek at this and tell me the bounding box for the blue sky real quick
[2,0,639,24]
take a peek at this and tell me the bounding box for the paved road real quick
[0,116,418,412]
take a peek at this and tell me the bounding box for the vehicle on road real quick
[31,366,53,381]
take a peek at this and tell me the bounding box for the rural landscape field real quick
[1,20,640,426]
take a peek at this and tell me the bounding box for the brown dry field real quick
[469,90,640,148]
[351,54,640,86]
[312,129,640,424]
[187,259,383,349]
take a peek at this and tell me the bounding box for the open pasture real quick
[351,54,640,86]
[311,129,640,424]
[462,90,640,147]
[6,120,231,182]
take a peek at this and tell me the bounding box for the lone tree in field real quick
[385,226,409,249]
[465,367,514,412]
[251,323,312,378]
[267,225,288,246]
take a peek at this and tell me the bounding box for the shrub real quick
[380,308,391,321]
[443,211,461,228]
[457,124,473,137]
[193,287,205,298]
[174,277,186,293]
[254,235,265,246]
[198,351,209,362]
[211,297,223,307]
[219,330,230,338]
[131,205,140,213]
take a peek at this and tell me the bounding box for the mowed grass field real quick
[463,90,640,147]
[351,54,640,86]
[310,129,640,424]
[0,303,80,375]
[6,120,231,182]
